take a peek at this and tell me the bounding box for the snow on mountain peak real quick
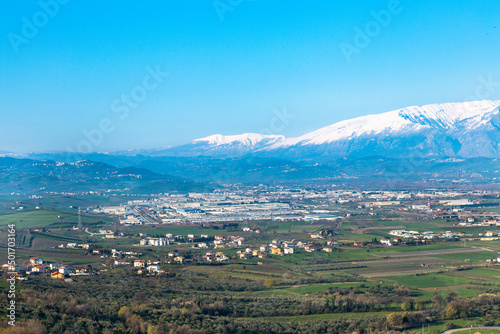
[397,100,500,129]
[268,100,500,148]
[193,133,286,147]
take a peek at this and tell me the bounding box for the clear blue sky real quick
[1,0,500,153]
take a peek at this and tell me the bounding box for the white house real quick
[147,264,161,273]
[59,266,75,274]
[380,239,392,246]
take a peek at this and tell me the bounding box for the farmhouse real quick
[31,265,46,273]
[134,260,146,268]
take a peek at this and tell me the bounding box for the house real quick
[380,239,392,246]
[296,241,308,247]
[134,260,146,268]
[234,237,246,246]
[50,263,63,270]
[92,249,103,255]
[326,240,338,246]
[81,243,91,249]
[206,251,215,257]
[31,265,46,273]
[284,247,294,254]
[215,252,229,262]
[305,245,319,252]
[322,247,333,252]
[67,243,78,248]
[260,245,270,253]
[139,232,148,238]
[75,266,91,274]
[240,252,252,259]
[271,239,282,245]
[283,242,295,248]
[51,272,64,279]
[174,256,185,264]
[59,266,75,274]
[13,265,26,274]
[200,234,209,239]
[353,242,364,247]
[271,247,282,255]
[30,257,43,265]
[114,259,128,266]
[167,251,179,258]
[310,233,322,239]
[147,264,161,273]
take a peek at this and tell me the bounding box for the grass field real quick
[432,251,497,262]
[455,267,500,277]
[261,311,392,323]
[280,281,393,295]
[407,319,482,334]
[451,330,500,334]
[0,209,112,228]
[382,273,471,288]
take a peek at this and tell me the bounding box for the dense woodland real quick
[1,269,500,334]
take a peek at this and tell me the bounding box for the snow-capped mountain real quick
[260,100,500,160]
[115,100,500,160]
[193,133,285,147]
[150,133,286,157]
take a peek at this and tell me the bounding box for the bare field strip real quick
[349,266,446,277]
[372,247,488,259]
[419,284,474,291]
[358,257,460,267]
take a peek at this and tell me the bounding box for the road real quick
[441,326,500,333]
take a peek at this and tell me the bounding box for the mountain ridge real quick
[152,100,500,160]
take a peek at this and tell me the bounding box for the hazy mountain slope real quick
[147,133,286,157]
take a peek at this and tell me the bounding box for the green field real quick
[433,251,497,262]
[281,281,393,295]
[452,330,500,334]
[261,311,392,323]
[0,209,112,228]
[383,273,471,288]
[456,267,500,277]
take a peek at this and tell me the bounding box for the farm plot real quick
[348,265,446,278]
[359,256,460,268]
[372,247,490,259]
[382,273,471,288]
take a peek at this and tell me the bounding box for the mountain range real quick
[2,100,500,191]
[144,100,500,160]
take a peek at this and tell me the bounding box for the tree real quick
[264,279,276,288]
[387,312,403,327]
[446,291,458,302]
[445,303,459,319]
[432,293,444,308]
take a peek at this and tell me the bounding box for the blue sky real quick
[1,0,500,153]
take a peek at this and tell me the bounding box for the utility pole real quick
[78,207,82,229]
